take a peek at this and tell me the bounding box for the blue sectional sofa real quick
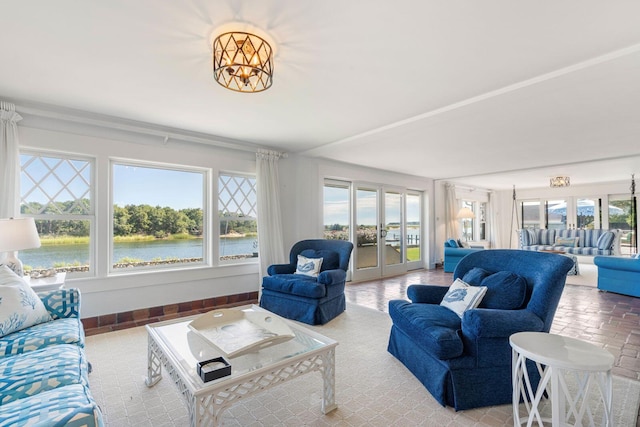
[594,254,640,297]
[519,228,619,256]
[443,239,483,272]
[0,266,103,426]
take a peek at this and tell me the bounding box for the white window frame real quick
[109,158,209,274]
[218,172,258,264]
[19,149,96,278]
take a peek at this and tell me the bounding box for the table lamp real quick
[0,217,41,276]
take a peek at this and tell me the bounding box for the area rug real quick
[565,263,598,287]
[85,304,640,426]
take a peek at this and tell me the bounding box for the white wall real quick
[17,118,437,317]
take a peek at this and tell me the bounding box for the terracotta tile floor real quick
[345,267,640,382]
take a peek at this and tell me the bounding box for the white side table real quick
[510,332,614,427]
[23,272,66,292]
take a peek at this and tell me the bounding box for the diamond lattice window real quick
[218,174,258,261]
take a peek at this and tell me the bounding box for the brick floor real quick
[345,267,640,382]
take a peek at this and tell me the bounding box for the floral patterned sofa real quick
[0,266,103,426]
[518,228,619,256]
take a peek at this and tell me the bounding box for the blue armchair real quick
[443,239,483,272]
[594,254,640,297]
[388,250,573,410]
[259,239,354,325]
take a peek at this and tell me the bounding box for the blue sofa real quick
[387,250,573,410]
[519,228,619,255]
[443,239,483,273]
[594,254,640,297]
[0,266,103,426]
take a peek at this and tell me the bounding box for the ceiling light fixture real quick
[550,176,570,188]
[212,32,273,93]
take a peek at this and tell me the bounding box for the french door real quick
[352,186,408,281]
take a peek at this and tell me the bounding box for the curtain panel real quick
[0,101,21,218]
[256,150,286,281]
[444,183,460,240]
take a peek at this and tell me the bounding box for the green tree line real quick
[22,201,256,238]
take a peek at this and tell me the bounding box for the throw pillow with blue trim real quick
[295,255,323,277]
[440,278,487,318]
[0,266,52,338]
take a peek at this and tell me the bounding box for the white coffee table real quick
[510,332,614,427]
[145,305,338,426]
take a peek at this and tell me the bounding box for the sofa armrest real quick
[407,284,449,304]
[267,264,296,275]
[462,309,544,338]
[37,288,81,320]
[317,269,347,285]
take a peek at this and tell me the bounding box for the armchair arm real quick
[37,288,81,320]
[317,269,346,285]
[462,309,544,339]
[407,284,449,304]
[267,264,296,275]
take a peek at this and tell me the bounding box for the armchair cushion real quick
[295,255,323,277]
[389,299,464,360]
[440,279,487,318]
[407,284,449,304]
[478,271,527,310]
[299,249,340,271]
[262,274,326,298]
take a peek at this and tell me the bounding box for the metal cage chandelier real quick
[550,176,570,188]
[212,32,273,93]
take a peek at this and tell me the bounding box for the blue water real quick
[20,237,256,269]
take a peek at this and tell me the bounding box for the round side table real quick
[509,332,614,427]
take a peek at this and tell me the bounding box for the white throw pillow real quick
[295,255,323,277]
[0,265,52,338]
[440,278,487,318]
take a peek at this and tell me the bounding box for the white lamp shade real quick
[456,207,475,219]
[0,218,41,252]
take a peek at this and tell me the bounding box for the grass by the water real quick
[39,233,201,245]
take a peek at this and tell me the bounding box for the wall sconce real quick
[0,218,41,276]
[550,176,570,188]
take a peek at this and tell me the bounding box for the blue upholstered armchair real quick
[388,250,573,410]
[259,239,354,325]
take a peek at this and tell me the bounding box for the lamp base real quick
[0,252,24,276]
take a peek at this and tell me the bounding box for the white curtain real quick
[0,101,21,218]
[488,191,500,248]
[256,150,286,281]
[444,183,460,239]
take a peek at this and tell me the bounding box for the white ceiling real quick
[2,1,640,189]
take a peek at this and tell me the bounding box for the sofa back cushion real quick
[537,229,556,245]
[597,231,616,250]
[519,229,537,247]
[445,239,459,248]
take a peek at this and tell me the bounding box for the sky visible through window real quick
[113,164,203,209]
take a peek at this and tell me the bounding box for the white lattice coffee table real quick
[145,305,338,426]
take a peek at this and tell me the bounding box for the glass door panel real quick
[356,188,378,270]
[406,193,421,263]
[384,192,403,267]
[546,199,567,230]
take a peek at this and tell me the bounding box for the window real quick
[609,195,637,255]
[323,180,350,241]
[478,202,487,241]
[112,162,205,271]
[19,152,94,277]
[460,200,475,241]
[218,174,258,261]
[520,201,541,230]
